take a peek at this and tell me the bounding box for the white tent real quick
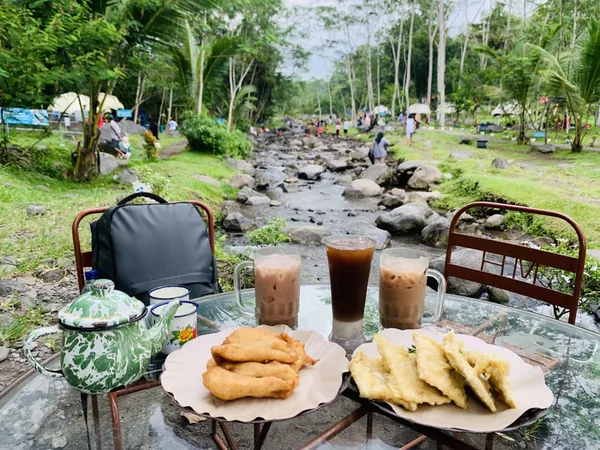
[407,103,430,115]
[438,103,456,115]
[49,92,90,115]
[492,103,520,116]
[98,93,124,112]
[373,105,389,115]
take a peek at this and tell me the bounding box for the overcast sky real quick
[281,0,535,80]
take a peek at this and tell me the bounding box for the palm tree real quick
[229,84,258,129]
[533,19,600,152]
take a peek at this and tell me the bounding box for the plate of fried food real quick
[350,328,554,432]
[161,326,349,422]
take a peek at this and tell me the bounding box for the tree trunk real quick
[480,1,493,69]
[571,0,578,48]
[377,48,381,108]
[167,86,173,124]
[345,55,357,123]
[328,82,334,117]
[459,26,470,79]
[227,59,236,131]
[503,0,513,53]
[437,0,446,126]
[391,16,404,118]
[405,6,415,109]
[339,88,347,118]
[157,87,166,135]
[571,115,583,152]
[316,85,322,117]
[366,18,374,113]
[427,9,437,115]
[133,75,144,124]
[198,16,207,115]
[518,109,526,144]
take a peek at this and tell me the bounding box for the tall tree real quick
[437,0,446,126]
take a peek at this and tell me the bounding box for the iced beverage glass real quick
[379,248,446,329]
[325,235,376,353]
[234,247,301,328]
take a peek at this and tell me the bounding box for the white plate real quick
[161,325,349,423]
[353,328,554,433]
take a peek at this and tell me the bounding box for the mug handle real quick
[233,261,256,318]
[24,327,64,378]
[423,269,446,324]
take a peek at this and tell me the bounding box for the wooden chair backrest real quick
[445,202,586,324]
[72,200,215,293]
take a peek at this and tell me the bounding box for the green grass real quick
[385,128,600,247]
[0,308,46,345]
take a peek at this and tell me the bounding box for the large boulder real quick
[342,179,383,198]
[221,200,240,217]
[298,165,325,180]
[450,150,474,160]
[485,214,506,230]
[237,186,261,203]
[302,135,320,148]
[421,217,450,247]
[378,193,405,209]
[227,158,255,176]
[347,221,391,250]
[246,195,271,206]
[290,139,303,147]
[491,158,510,170]
[407,165,442,190]
[396,160,423,175]
[327,159,348,172]
[282,182,300,193]
[376,203,433,234]
[335,174,354,186]
[287,225,331,244]
[405,191,443,204]
[223,213,253,231]
[360,165,392,185]
[98,152,119,175]
[430,249,485,297]
[486,124,503,133]
[117,170,139,184]
[230,174,255,189]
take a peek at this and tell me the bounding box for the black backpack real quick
[91,192,219,304]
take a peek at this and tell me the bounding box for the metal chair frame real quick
[71,199,215,450]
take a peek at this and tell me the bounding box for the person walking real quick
[335,119,341,137]
[406,113,416,146]
[369,132,390,165]
[343,118,349,136]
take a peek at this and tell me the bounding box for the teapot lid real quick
[58,279,145,329]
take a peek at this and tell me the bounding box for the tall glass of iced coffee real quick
[325,235,376,353]
[379,248,446,329]
[234,247,301,328]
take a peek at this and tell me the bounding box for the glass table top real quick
[1,285,599,450]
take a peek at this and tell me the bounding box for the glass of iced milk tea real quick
[234,247,301,328]
[379,248,446,330]
[325,235,376,353]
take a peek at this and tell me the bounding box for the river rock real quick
[223,213,253,231]
[360,165,392,185]
[282,182,300,193]
[118,170,139,184]
[98,152,119,175]
[227,158,255,176]
[17,289,38,308]
[407,165,442,190]
[0,346,8,363]
[376,203,433,234]
[531,236,554,248]
[421,217,450,247]
[298,165,325,180]
[396,160,423,175]
[430,249,485,297]
[327,159,348,172]
[0,278,31,297]
[342,179,383,198]
[450,150,474,160]
[230,174,255,189]
[302,136,320,148]
[347,221,391,250]
[41,268,66,283]
[536,144,555,154]
[486,124,503,133]
[485,214,506,230]
[406,191,443,204]
[237,186,261,203]
[287,225,331,244]
[378,194,405,209]
[194,175,220,186]
[270,200,282,207]
[335,175,353,186]
[221,200,240,217]
[389,188,406,197]
[0,264,17,276]
[492,158,510,169]
[27,205,45,216]
[290,139,303,147]
[246,195,271,206]
[254,173,270,189]
[488,287,509,304]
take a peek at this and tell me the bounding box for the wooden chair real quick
[71,199,215,450]
[446,201,586,325]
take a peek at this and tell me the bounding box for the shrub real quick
[142,131,158,159]
[247,218,292,246]
[181,113,252,159]
[136,167,168,196]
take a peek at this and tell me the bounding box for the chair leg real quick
[211,420,229,450]
[219,422,239,450]
[485,433,495,450]
[366,411,373,442]
[108,391,123,450]
[91,395,102,450]
[399,435,428,450]
[253,422,272,450]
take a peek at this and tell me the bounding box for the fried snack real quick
[442,331,496,412]
[375,334,451,407]
[211,343,298,364]
[413,333,468,409]
[224,328,291,352]
[213,360,300,389]
[203,366,294,400]
[281,333,319,367]
[465,351,517,409]
[350,351,417,411]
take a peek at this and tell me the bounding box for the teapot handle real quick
[24,327,63,378]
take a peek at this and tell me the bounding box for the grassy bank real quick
[0,132,237,278]
[362,128,600,248]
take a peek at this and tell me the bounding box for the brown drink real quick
[325,236,375,352]
[378,248,446,330]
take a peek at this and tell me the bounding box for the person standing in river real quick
[369,131,390,165]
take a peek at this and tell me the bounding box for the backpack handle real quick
[117,192,168,205]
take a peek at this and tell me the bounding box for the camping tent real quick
[437,103,456,115]
[49,92,90,115]
[492,103,520,116]
[98,93,124,112]
[373,105,389,115]
[407,103,430,115]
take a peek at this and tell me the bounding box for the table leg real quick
[211,420,228,450]
[219,422,238,450]
[299,405,370,450]
[91,395,102,450]
[366,411,373,442]
[485,433,495,450]
[108,392,123,450]
[399,435,428,450]
[254,422,272,450]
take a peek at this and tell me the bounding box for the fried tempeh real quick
[442,331,496,412]
[376,334,451,407]
[211,343,298,364]
[203,366,295,400]
[211,360,299,388]
[413,333,468,409]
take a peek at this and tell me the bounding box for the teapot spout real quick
[147,300,180,355]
